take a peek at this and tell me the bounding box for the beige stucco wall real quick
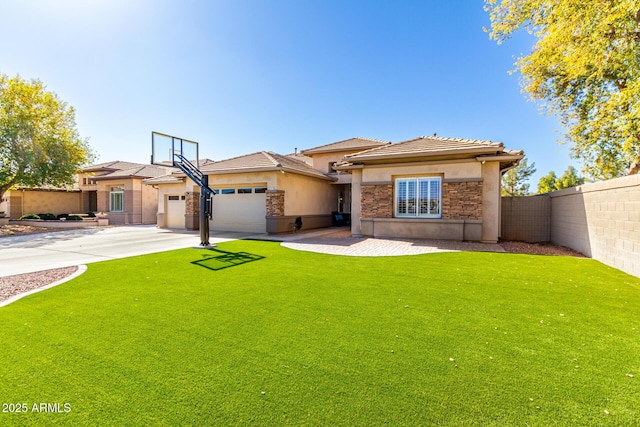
[207,171,276,190]
[138,180,159,224]
[277,172,338,215]
[6,190,82,218]
[480,162,500,243]
[361,160,483,183]
[549,174,640,278]
[308,151,357,174]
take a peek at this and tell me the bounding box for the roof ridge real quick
[263,151,282,167]
[343,143,392,159]
[418,135,503,147]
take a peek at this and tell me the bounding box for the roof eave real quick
[201,166,336,181]
[346,147,504,163]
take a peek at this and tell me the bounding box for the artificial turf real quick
[0,240,638,426]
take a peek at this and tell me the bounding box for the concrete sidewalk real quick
[0,225,250,277]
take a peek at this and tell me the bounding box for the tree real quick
[502,158,537,196]
[555,165,586,189]
[537,166,586,193]
[0,74,93,201]
[485,0,640,180]
[537,171,557,194]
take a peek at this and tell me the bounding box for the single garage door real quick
[211,187,266,233]
[166,195,185,229]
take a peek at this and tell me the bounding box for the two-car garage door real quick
[165,188,266,233]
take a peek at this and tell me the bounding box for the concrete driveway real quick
[0,225,250,277]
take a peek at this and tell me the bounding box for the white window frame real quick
[395,177,442,218]
[110,186,125,212]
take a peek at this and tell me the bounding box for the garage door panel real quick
[212,194,265,233]
[166,196,185,229]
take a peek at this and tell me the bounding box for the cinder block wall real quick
[549,174,640,278]
[501,195,550,242]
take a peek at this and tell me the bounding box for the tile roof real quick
[301,137,391,155]
[83,160,146,172]
[142,175,184,184]
[199,151,335,181]
[344,135,506,162]
[286,152,313,166]
[93,164,175,180]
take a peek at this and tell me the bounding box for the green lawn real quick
[1,240,639,426]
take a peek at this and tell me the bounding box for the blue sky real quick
[0,0,575,185]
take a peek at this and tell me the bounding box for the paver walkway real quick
[263,227,505,256]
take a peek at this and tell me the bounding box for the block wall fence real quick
[501,174,640,278]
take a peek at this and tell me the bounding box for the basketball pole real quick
[199,174,211,246]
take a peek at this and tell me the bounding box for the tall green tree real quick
[537,166,586,193]
[0,74,93,200]
[502,158,537,196]
[555,165,586,189]
[537,171,557,194]
[485,0,640,180]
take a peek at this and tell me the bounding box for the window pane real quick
[221,189,235,195]
[110,192,123,212]
[238,188,252,194]
[254,187,267,194]
[430,179,440,215]
[397,180,408,215]
[418,179,430,215]
[407,180,416,214]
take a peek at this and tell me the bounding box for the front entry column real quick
[351,168,363,237]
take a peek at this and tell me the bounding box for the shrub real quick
[20,214,40,220]
[67,215,84,221]
[37,213,57,221]
[57,213,69,220]
[85,211,96,218]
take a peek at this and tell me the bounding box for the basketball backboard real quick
[151,131,199,167]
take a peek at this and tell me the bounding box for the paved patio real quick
[260,227,505,257]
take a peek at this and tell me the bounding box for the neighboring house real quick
[147,135,523,242]
[79,161,175,225]
[4,161,173,224]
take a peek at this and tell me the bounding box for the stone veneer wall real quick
[361,184,393,218]
[266,190,285,216]
[185,192,199,216]
[442,181,482,220]
[361,181,482,220]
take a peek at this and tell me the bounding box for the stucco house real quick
[147,135,523,242]
[3,161,173,224]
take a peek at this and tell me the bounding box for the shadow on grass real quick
[191,248,265,271]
